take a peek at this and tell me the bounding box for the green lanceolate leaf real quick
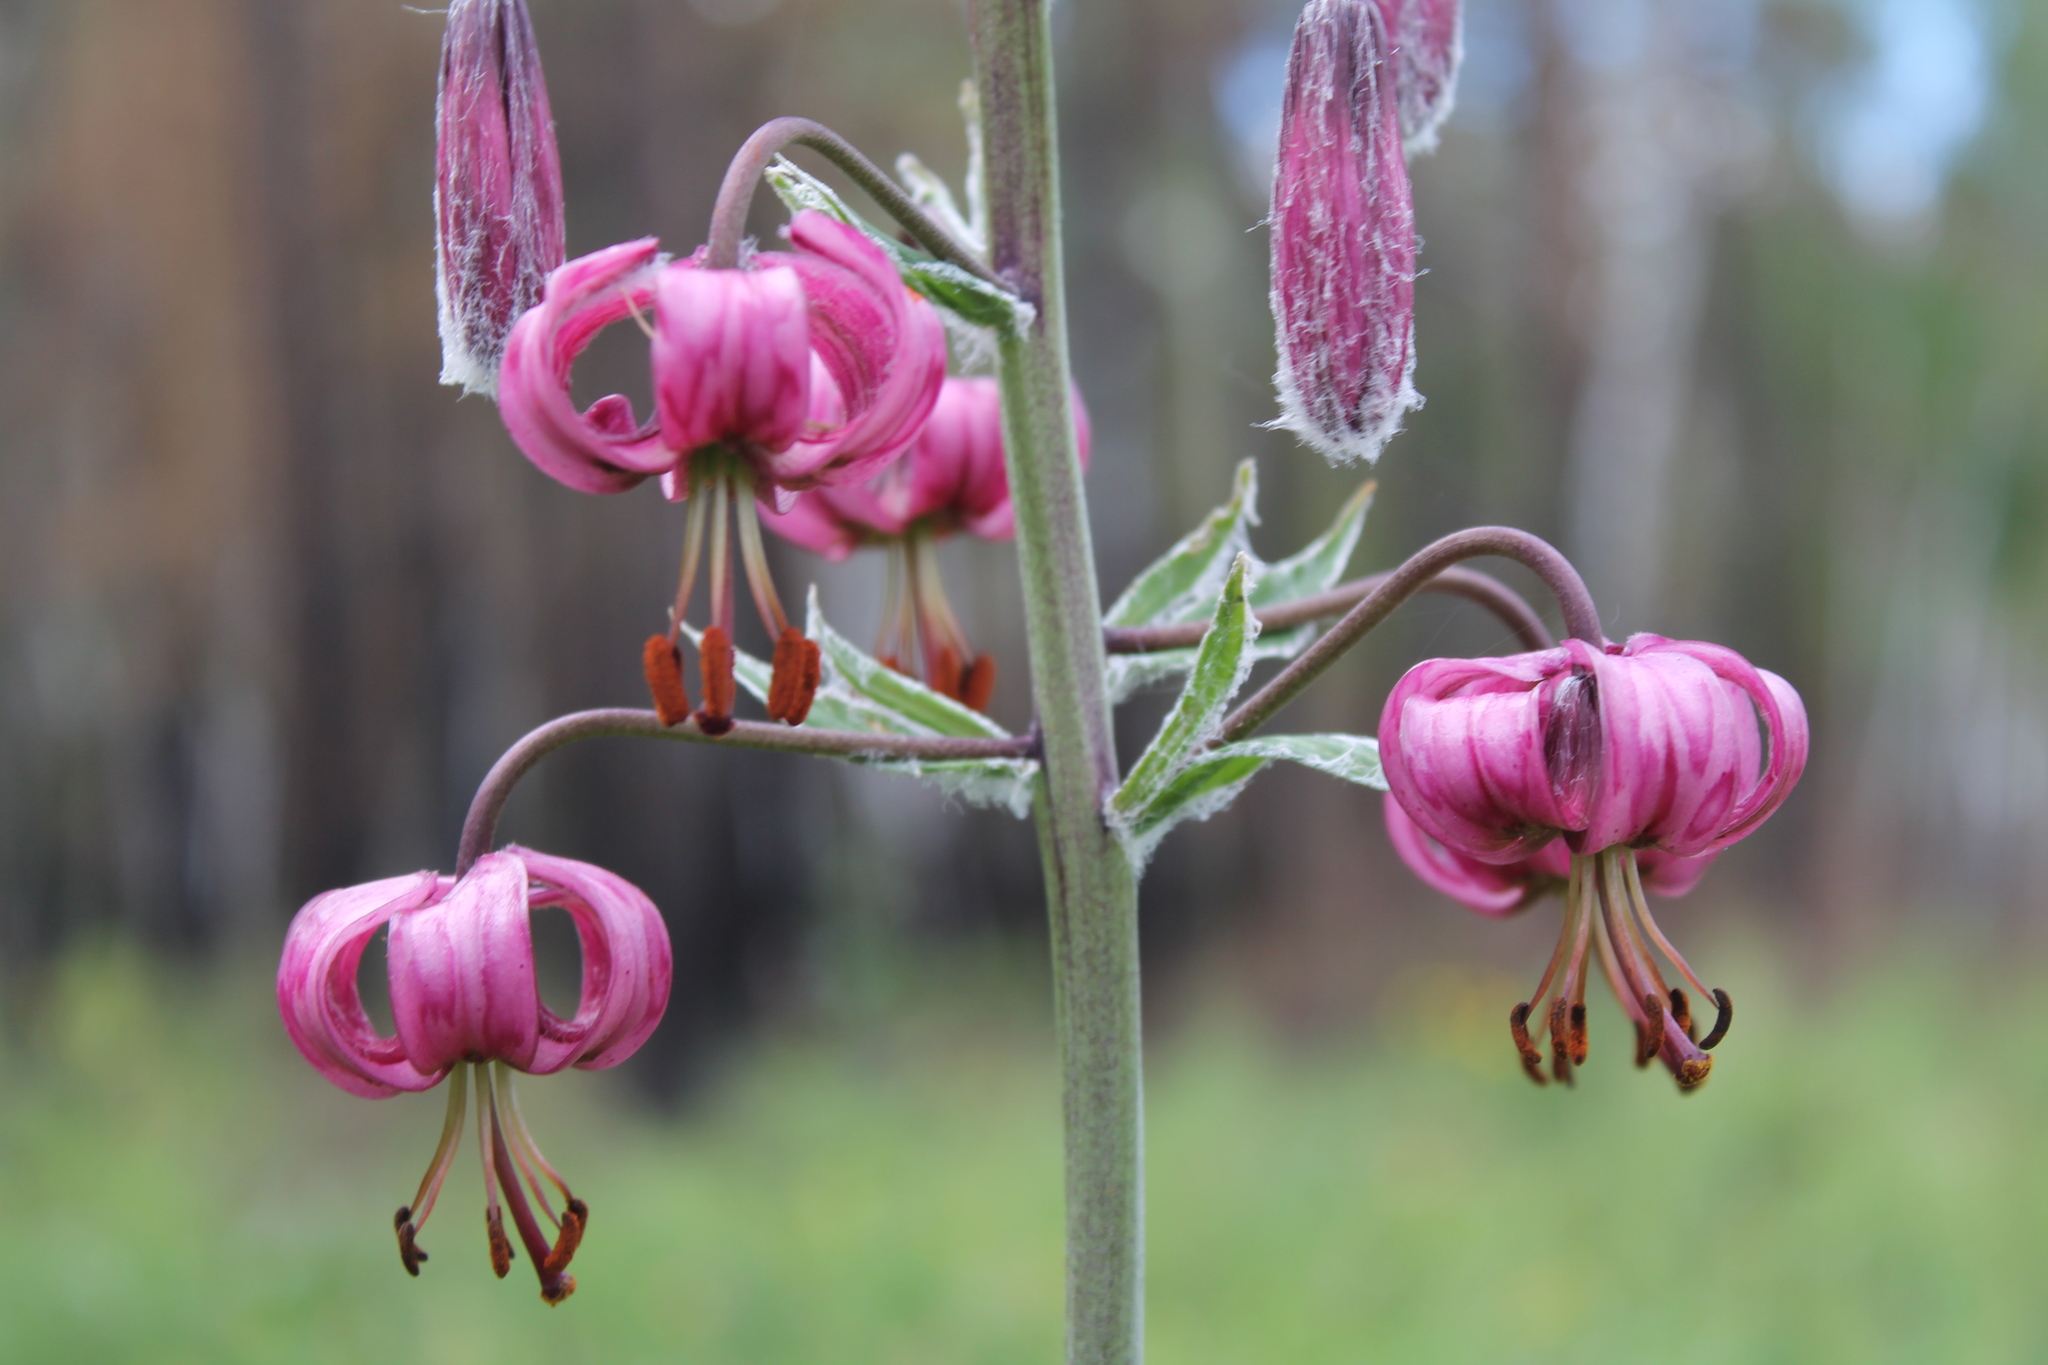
[1105,460,1258,629]
[1116,732,1386,870]
[1103,461,1259,703]
[1250,478,1375,610]
[1239,476,1377,667]
[1103,463,1375,703]
[1110,554,1260,825]
[764,159,1032,334]
[803,589,1008,740]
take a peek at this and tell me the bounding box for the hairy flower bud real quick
[436,0,567,397]
[1270,0,1420,466]
[1377,0,1462,154]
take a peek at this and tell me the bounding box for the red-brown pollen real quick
[696,626,737,735]
[642,635,691,726]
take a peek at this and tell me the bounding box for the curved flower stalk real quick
[761,376,1091,709]
[435,0,566,397]
[496,210,949,734]
[1379,634,1808,1088]
[1270,0,1419,466]
[1383,794,1713,916]
[278,847,673,1303]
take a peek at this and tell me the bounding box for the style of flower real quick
[1383,794,1715,916]
[1378,634,1808,1089]
[496,210,949,734]
[434,0,565,397]
[278,847,673,1303]
[760,376,1090,710]
[1270,0,1420,467]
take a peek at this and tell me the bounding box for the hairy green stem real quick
[971,5,1144,1363]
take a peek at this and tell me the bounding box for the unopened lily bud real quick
[1270,0,1419,467]
[436,0,566,397]
[1378,0,1461,153]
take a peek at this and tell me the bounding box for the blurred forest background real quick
[2,0,2047,1357]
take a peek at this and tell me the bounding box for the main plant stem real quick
[970,5,1144,1363]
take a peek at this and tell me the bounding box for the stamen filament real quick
[475,1062,513,1278]
[406,1065,471,1232]
[1620,852,1716,999]
[877,544,907,667]
[1599,849,1668,1003]
[1589,901,1648,1030]
[707,468,734,634]
[668,472,710,640]
[393,1066,471,1276]
[489,1065,558,1228]
[1520,851,1585,1012]
[733,474,790,637]
[486,1067,575,1304]
[494,1062,576,1208]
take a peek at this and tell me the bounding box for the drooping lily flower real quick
[760,377,1091,710]
[435,0,566,397]
[1383,794,1714,916]
[1375,0,1462,155]
[1270,0,1420,467]
[497,211,948,734]
[278,847,672,1303]
[1379,634,1808,1089]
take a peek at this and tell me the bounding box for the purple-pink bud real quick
[1270,0,1420,466]
[1375,0,1462,154]
[435,0,567,397]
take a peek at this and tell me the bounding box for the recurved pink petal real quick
[278,871,451,1098]
[514,848,673,1073]
[1378,649,1581,862]
[756,488,867,560]
[652,261,813,458]
[387,852,542,1074]
[1636,846,1719,898]
[757,213,948,486]
[1383,794,1567,916]
[498,239,677,493]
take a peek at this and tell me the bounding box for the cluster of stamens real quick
[393,1062,589,1305]
[643,451,822,734]
[1508,847,1732,1092]
[877,527,996,711]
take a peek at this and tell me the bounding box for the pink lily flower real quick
[759,377,1091,710]
[496,211,946,497]
[1378,634,1808,1089]
[1382,794,1714,917]
[434,0,565,397]
[1270,0,1420,467]
[496,211,948,734]
[277,847,672,1303]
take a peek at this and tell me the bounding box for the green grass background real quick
[2,935,2043,1364]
